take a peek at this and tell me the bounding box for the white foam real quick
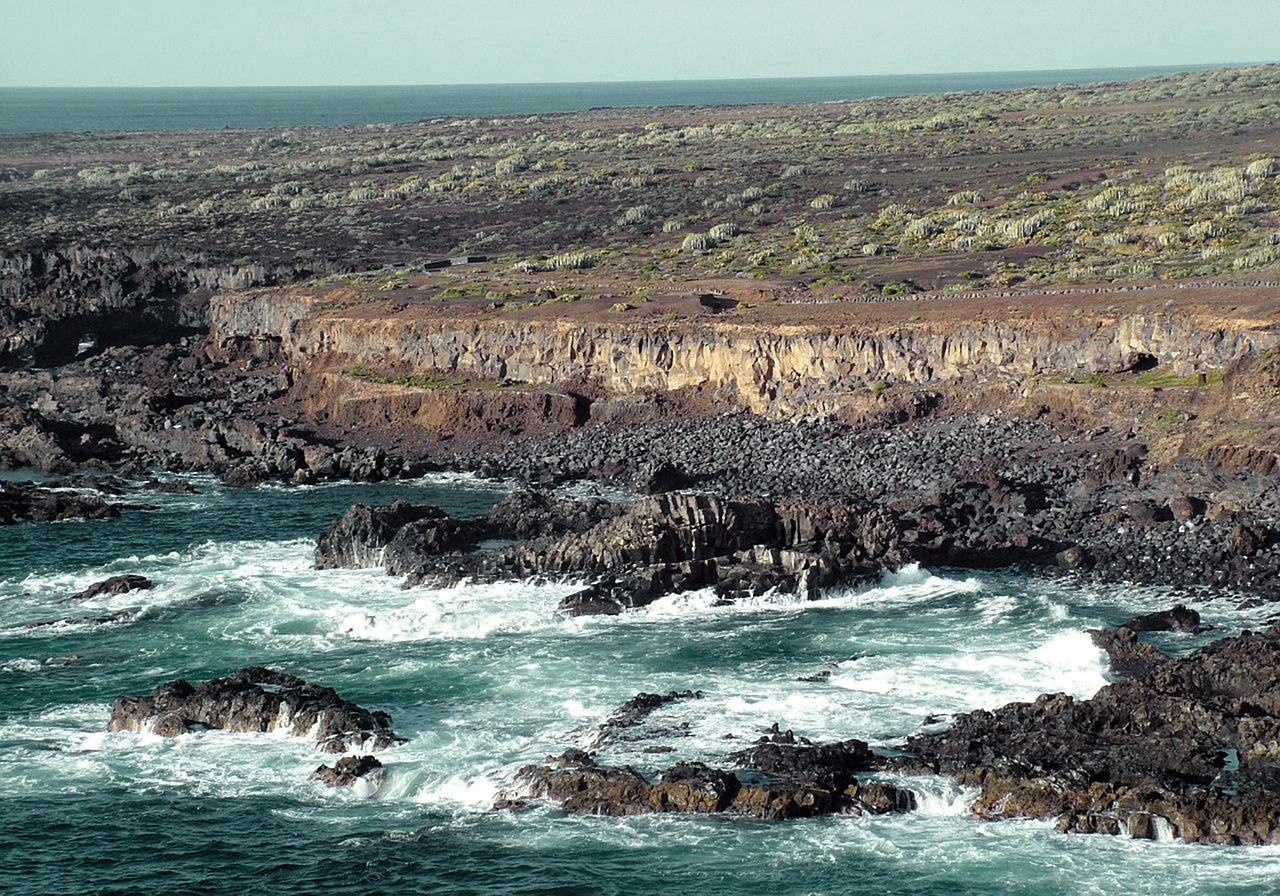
[810,564,985,611]
[3,657,42,673]
[327,580,571,643]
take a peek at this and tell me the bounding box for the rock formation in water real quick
[65,574,152,602]
[0,480,119,524]
[315,490,904,611]
[503,726,912,820]
[309,754,384,787]
[108,666,403,753]
[899,623,1280,845]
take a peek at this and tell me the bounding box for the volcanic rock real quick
[901,625,1280,844]
[66,574,152,602]
[310,754,384,787]
[1089,626,1171,679]
[504,745,913,820]
[1120,604,1206,633]
[108,666,403,753]
[315,501,466,569]
[0,481,119,525]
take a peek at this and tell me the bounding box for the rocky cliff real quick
[210,286,1276,421]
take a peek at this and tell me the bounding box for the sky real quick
[4,0,1278,88]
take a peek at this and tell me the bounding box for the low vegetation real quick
[2,65,1280,300]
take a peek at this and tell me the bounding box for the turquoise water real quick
[4,475,1280,896]
[0,66,1214,135]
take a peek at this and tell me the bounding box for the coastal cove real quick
[5,473,1280,895]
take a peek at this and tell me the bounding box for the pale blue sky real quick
[5,0,1277,87]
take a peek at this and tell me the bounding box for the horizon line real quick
[1,60,1266,92]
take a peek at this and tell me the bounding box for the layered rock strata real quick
[210,288,1275,420]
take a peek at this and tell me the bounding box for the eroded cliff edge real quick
[210,281,1279,423]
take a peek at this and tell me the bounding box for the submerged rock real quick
[108,666,403,753]
[592,690,702,746]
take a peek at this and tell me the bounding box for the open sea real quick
[0,65,1219,135]
[3,475,1280,896]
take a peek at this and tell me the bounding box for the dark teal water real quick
[0,66,1215,135]
[3,475,1279,896]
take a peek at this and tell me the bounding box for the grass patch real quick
[1133,369,1225,388]
[343,365,501,391]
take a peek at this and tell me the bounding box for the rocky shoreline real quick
[6,249,1280,845]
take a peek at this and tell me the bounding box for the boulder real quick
[108,666,403,753]
[315,501,460,569]
[65,574,151,602]
[1120,604,1206,633]
[310,754,383,787]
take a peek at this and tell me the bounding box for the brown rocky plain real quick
[5,65,1280,839]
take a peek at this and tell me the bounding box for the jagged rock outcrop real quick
[65,574,151,602]
[481,490,620,539]
[729,725,879,793]
[1089,626,1171,679]
[315,501,468,569]
[503,745,913,820]
[310,754,384,787]
[0,480,119,524]
[108,666,403,753]
[315,491,903,611]
[900,625,1280,844]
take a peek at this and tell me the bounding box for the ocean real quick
[3,474,1279,896]
[0,65,1217,135]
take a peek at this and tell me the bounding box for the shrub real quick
[546,251,598,271]
[708,222,740,240]
[494,154,527,177]
[1245,157,1277,179]
[682,233,715,252]
[810,193,837,210]
[617,204,657,226]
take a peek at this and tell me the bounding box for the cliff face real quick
[212,288,1275,422]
